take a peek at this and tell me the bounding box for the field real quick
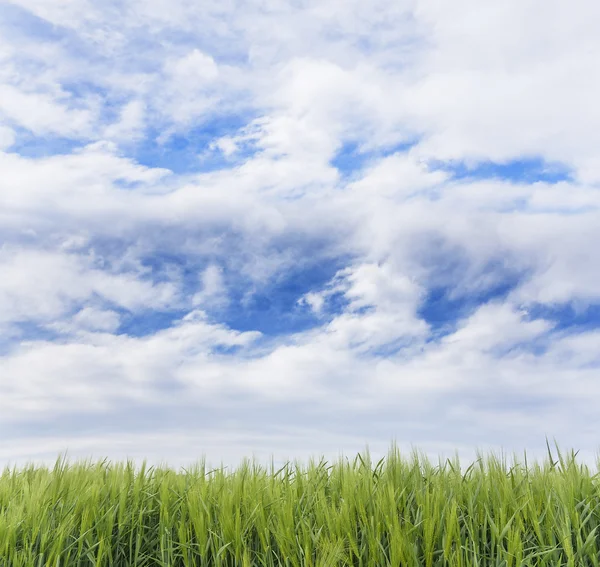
[0,441,598,566]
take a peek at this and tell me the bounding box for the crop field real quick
[0,441,599,566]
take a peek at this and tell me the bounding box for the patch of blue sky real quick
[13,321,63,341]
[0,321,64,356]
[108,265,350,341]
[9,129,84,158]
[358,336,420,359]
[8,111,259,173]
[428,156,574,184]
[64,228,360,341]
[220,255,354,336]
[331,139,417,179]
[412,235,533,341]
[211,344,243,356]
[136,250,201,287]
[488,339,551,360]
[334,298,370,319]
[116,308,190,338]
[132,114,259,174]
[418,275,524,342]
[522,302,600,334]
[60,80,113,106]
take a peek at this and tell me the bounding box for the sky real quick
[1,0,600,474]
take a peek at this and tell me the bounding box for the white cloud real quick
[407,0,600,182]
[0,84,94,137]
[48,307,122,334]
[192,264,228,308]
[2,293,598,470]
[347,151,448,198]
[102,100,146,142]
[440,301,552,354]
[157,50,223,126]
[0,143,170,222]
[299,291,325,315]
[0,247,179,336]
[169,49,219,85]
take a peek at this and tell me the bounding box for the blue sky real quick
[1,0,600,473]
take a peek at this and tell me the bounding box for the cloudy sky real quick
[1,0,599,473]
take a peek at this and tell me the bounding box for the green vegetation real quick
[0,440,599,566]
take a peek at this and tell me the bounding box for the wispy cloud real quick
[1,0,600,472]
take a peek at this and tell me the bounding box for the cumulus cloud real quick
[409,0,600,182]
[0,84,95,137]
[102,100,146,143]
[0,246,179,339]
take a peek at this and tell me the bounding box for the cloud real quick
[192,264,229,309]
[408,0,600,183]
[1,0,600,473]
[157,50,223,127]
[0,142,170,218]
[169,49,219,84]
[0,84,95,137]
[102,100,146,143]
[48,307,122,334]
[0,246,179,338]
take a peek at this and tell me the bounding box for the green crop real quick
[0,439,599,566]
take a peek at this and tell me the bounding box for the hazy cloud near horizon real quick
[1,0,600,472]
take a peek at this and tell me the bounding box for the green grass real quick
[1,439,599,566]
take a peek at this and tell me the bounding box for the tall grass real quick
[1,440,599,566]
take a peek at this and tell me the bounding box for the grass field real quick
[0,440,598,566]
